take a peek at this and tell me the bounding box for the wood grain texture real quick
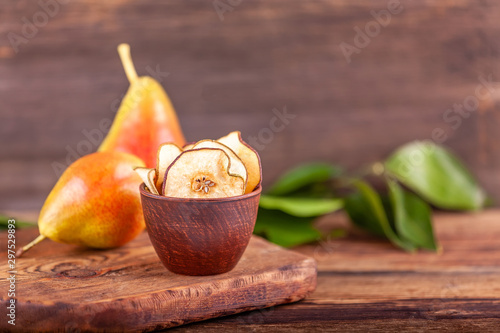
[140,184,261,275]
[164,209,500,331]
[0,230,317,332]
[2,210,500,331]
[1,0,500,211]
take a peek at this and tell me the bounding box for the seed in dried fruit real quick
[193,139,248,188]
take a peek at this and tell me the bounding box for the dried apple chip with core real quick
[155,143,182,192]
[163,148,245,198]
[193,140,248,187]
[134,167,159,195]
[217,131,261,194]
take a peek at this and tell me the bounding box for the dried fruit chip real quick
[193,140,248,188]
[155,143,182,192]
[183,143,196,151]
[217,131,261,194]
[163,148,245,198]
[134,167,159,195]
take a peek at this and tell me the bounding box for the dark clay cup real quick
[139,183,262,276]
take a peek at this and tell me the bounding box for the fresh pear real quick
[98,44,186,168]
[18,151,146,256]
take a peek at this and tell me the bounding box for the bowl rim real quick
[139,183,262,203]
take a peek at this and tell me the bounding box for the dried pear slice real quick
[183,142,196,151]
[134,167,159,195]
[156,143,182,192]
[217,131,262,194]
[163,148,245,198]
[193,140,248,187]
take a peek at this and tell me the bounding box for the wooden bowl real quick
[139,184,262,276]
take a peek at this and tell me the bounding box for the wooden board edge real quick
[1,255,317,332]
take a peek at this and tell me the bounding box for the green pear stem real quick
[16,234,46,257]
[118,43,138,84]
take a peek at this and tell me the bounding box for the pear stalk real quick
[16,234,46,257]
[118,43,138,83]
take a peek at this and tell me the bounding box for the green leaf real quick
[344,180,415,251]
[387,179,438,251]
[284,182,333,199]
[259,195,343,217]
[267,163,341,196]
[344,192,385,237]
[254,208,321,247]
[385,141,486,211]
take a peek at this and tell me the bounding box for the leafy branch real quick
[254,141,489,251]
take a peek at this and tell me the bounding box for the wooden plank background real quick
[1,0,500,211]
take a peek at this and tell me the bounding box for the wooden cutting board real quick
[0,228,316,332]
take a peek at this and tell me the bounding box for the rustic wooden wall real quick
[1,0,500,211]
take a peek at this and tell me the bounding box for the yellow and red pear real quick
[18,151,146,256]
[98,44,186,167]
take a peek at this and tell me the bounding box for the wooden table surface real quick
[4,210,500,331]
[175,210,500,332]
